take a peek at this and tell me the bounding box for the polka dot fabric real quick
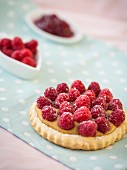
[0,1,127,170]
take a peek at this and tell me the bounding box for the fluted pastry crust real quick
[29,103,127,150]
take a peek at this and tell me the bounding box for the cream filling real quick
[35,104,116,137]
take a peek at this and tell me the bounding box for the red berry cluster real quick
[0,37,38,67]
[36,80,125,137]
[34,14,74,38]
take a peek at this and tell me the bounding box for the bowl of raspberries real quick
[25,9,83,44]
[0,35,42,79]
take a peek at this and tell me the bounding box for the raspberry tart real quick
[29,80,127,150]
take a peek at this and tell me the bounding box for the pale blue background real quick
[0,1,127,170]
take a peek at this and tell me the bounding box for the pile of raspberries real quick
[0,37,38,67]
[36,80,125,137]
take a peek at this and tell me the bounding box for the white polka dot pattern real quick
[110,156,117,159]
[18,99,25,104]
[2,117,10,122]
[89,156,97,160]
[46,145,53,150]
[7,11,15,17]
[20,111,27,115]
[0,97,7,101]
[69,156,77,162]
[24,132,31,137]
[114,164,123,169]
[93,167,102,170]
[1,107,8,112]
[22,121,29,126]
[125,144,127,148]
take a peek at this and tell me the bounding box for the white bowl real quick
[0,51,42,79]
[0,33,42,79]
[25,9,83,44]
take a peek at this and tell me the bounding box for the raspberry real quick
[42,106,57,121]
[68,88,80,102]
[95,117,110,133]
[71,80,86,94]
[58,112,74,130]
[108,98,123,111]
[25,39,38,54]
[88,81,101,96]
[74,106,92,122]
[20,48,33,60]
[21,57,36,67]
[91,105,106,119]
[34,14,74,38]
[92,97,106,109]
[56,82,69,94]
[0,38,12,49]
[99,88,113,103]
[36,96,52,109]
[44,87,57,101]
[11,37,24,50]
[84,90,96,103]
[109,109,125,126]
[59,101,73,115]
[78,120,97,137]
[11,50,21,61]
[1,47,13,57]
[74,95,91,110]
[54,93,70,108]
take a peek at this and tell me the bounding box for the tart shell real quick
[29,103,127,150]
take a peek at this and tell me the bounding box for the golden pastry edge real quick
[29,102,127,150]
